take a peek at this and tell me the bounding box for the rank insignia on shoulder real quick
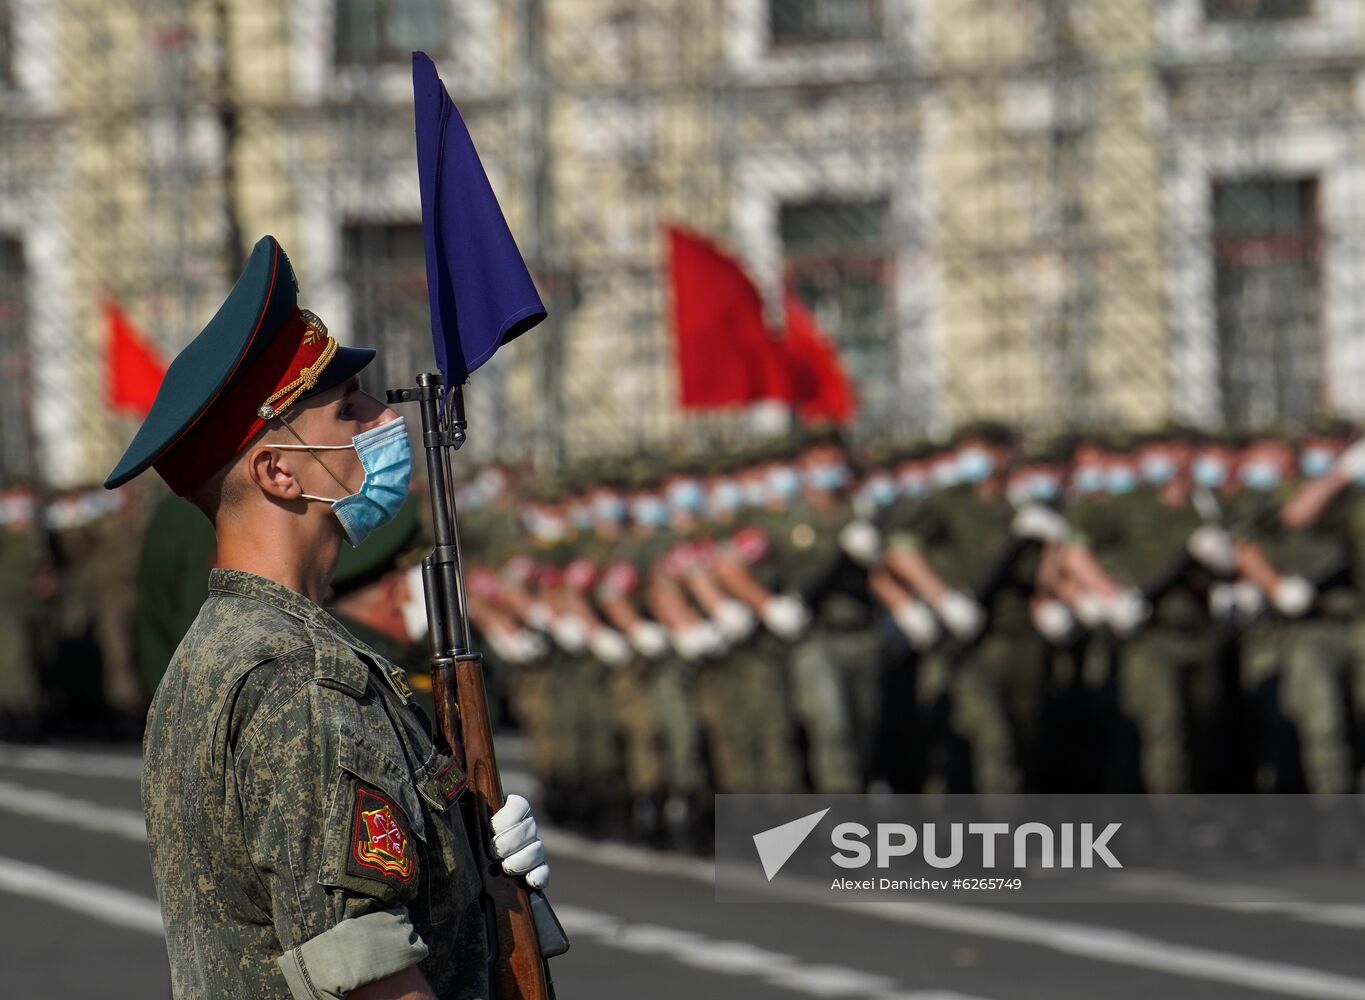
[348,786,416,884]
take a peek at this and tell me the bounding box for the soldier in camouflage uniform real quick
[107,236,548,999]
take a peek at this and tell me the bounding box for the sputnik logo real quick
[752,808,830,881]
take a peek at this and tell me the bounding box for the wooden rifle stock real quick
[391,375,561,1000]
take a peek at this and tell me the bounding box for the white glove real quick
[525,602,555,631]
[761,595,810,641]
[1073,592,1108,629]
[1105,589,1150,637]
[1208,583,1237,621]
[935,591,984,641]
[670,622,726,661]
[588,627,632,666]
[1012,504,1070,544]
[713,600,757,643]
[550,615,588,654]
[1031,599,1077,644]
[1232,579,1265,618]
[628,621,669,659]
[1272,576,1315,618]
[892,600,940,650]
[490,793,549,890]
[486,628,527,664]
[1188,526,1237,575]
[1335,439,1365,479]
[839,520,882,568]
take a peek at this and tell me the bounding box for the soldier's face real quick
[283,377,400,497]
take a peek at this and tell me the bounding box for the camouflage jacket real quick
[143,569,486,1000]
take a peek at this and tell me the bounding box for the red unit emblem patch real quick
[351,787,415,882]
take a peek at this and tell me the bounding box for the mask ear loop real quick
[266,412,356,500]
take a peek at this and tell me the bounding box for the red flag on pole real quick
[104,300,166,418]
[666,226,793,409]
[782,293,857,426]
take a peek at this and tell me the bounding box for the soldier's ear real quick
[246,445,304,503]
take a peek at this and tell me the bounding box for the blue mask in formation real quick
[1301,448,1335,479]
[1030,473,1062,502]
[931,459,960,489]
[742,480,769,507]
[862,475,898,508]
[807,464,851,493]
[1192,456,1228,490]
[593,494,626,524]
[667,479,705,514]
[956,447,994,484]
[1140,454,1176,486]
[631,495,669,528]
[768,467,801,502]
[568,502,594,531]
[709,480,744,514]
[1105,465,1138,495]
[1240,461,1281,492]
[283,417,412,547]
[1072,466,1106,495]
[898,470,930,498]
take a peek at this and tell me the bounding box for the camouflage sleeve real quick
[235,675,429,999]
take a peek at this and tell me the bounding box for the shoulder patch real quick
[348,785,417,885]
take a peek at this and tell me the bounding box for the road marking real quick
[556,904,988,1000]
[0,856,163,935]
[547,832,1365,1000]
[0,744,142,781]
[0,779,147,841]
[1109,869,1365,931]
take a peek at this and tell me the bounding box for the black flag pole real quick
[388,373,569,999]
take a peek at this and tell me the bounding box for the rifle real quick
[388,373,569,1000]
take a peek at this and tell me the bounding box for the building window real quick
[1202,0,1312,21]
[0,238,33,482]
[335,0,450,67]
[769,0,883,46]
[1212,178,1321,428]
[342,223,430,396]
[779,197,891,422]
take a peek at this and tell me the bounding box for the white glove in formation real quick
[891,600,940,650]
[1272,576,1316,618]
[670,622,727,661]
[713,600,758,643]
[838,520,882,568]
[490,793,550,890]
[761,595,811,641]
[1232,579,1265,618]
[588,627,632,666]
[627,621,669,659]
[1187,525,1238,575]
[1105,589,1150,637]
[934,590,985,641]
[525,602,555,631]
[1335,439,1365,480]
[1031,599,1077,645]
[1011,504,1071,544]
[487,628,548,664]
[549,615,588,654]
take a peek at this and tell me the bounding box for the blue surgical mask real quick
[1240,461,1281,492]
[957,447,994,484]
[568,502,593,531]
[807,464,850,492]
[1106,465,1138,495]
[277,417,412,547]
[1073,466,1106,495]
[768,467,801,502]
[1140,454,1176,486]
[709,480,743,514]
[631,495,668,527]
[593,494,626,524]
[667,479,704,513]
[862,475,897,508]
[931,459,960,488]
[1030,473,1062,502]
[898,470,930,498]
[1301,448,1334,479]
[1192,455,1228,489]
[742,480,769,507]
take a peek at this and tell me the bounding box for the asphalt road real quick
[3,737,1365,1000]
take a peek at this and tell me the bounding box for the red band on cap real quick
[155,309,329,495]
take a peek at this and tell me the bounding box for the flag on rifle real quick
[413,51,546,387]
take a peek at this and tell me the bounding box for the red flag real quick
[782,293,857,425]
[104,300,166,417]
[666,226,793,409]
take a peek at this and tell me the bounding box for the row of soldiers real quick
[454,420,1365,849]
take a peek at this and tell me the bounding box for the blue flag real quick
[413,51,546,386]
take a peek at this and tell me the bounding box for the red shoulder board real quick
[729,525,769,565]
[691,539,717,568]
[347,786,416,885]
[661,543,696,579]
[563,557,598,592]
[598,560,639,598]
[536,564,564,589]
